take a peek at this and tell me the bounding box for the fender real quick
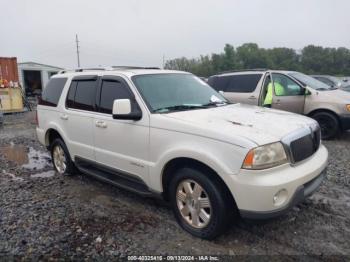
[149,146,247,192]
[44,122,73,156]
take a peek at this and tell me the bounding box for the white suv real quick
[36,67,328,239]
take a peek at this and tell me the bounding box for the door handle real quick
[60,114,68,120]
[95,120,107,128]
[248,96,257,100]
[273,99,281,105]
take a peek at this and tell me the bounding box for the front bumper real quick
[240,168,326,219]
[339,114,350,130]
[225,144,328,218]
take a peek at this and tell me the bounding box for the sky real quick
[1,0,350,69]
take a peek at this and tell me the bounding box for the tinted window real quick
[99,80,132,114]
[66,81,77,108]
[225,74,262,93]
[67,80,97,111]
[208,76,230,92]
[40,78,67,107]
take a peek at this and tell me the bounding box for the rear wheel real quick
[50,138,76,175]
[169,167,235,239]
[312,112,339,140]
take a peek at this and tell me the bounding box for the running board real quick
[75,157,154,197]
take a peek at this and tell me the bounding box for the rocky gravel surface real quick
[0,112,349,260]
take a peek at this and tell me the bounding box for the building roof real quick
[18,61,64,70]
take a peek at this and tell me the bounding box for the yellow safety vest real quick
[263,82,285,105]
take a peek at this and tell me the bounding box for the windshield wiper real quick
[153,104,205,113]
[201,101,229,107]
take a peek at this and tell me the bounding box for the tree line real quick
[164,43,350,77]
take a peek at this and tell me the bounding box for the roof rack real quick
[58,66,161,74]
[111,66,161,70]
[58,67,111,74]
[216,68,270,75]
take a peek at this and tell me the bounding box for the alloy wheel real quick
[176,179,212,229]
[53,145,67,174]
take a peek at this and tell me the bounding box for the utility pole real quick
[162,54,165,69]
[75,34,81,68]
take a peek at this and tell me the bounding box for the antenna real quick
[75,34,81,67]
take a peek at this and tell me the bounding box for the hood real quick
[315,88,350,103]
[156,104,317,146]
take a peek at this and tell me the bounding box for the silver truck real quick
[208,70,350,139]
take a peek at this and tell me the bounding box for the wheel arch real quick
[161,157,237,209]
[307,108,341,126]
[45,128,65,148]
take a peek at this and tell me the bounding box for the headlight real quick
[242,142,288,170]
[346,104,350,112]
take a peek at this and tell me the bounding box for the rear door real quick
[210,74,263,105]
[61,75,98,161]
[93,75,150,184]
[271,73,305,114]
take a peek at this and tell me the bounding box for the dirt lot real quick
[0,112,349,260]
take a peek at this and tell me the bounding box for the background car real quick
[310,75,344,88]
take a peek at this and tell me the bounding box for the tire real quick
[169,167,236,239]
[50,138,77,176]
[312,112,340,140]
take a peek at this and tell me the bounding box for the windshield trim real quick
[131,73,228,114]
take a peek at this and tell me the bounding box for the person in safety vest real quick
[263,81,285,107]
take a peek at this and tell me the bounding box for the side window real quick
[99,80,133,114]
[272,73,303,96]
[225,74,262,93]
[66,79,97,111]
[208,76,230,92]
[66,81,77,108]
[40,77,67,107]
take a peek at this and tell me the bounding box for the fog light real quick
[273,189,288,206]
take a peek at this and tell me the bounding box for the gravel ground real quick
[0,112,349,260]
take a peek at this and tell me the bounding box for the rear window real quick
[210,74,262,93]
[40,78,67,107]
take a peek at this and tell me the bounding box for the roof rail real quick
[58,66,161,74]
[74,67,109,72]
[111,66,161,70]
[216,68,270,75]
[58,67,112,74]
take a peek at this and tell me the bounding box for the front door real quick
[271,73,305,114]
[93,76,150,184]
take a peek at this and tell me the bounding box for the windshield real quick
[288,72,334,91]
[132,73,228,113]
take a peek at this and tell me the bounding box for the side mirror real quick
[112,99,142,120]
[218,90,224,95]
[304,88,311,95]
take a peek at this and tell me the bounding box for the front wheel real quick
[312,112,340,140]
[169,167,235,239]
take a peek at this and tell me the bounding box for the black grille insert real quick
[290,129,321,163]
